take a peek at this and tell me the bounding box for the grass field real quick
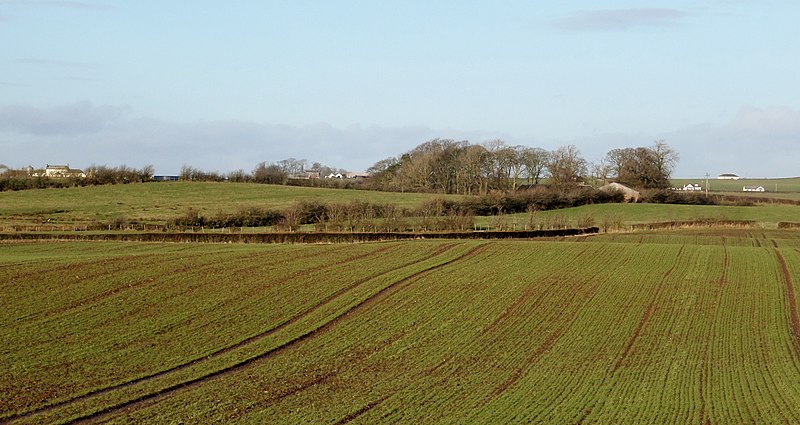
[3,181,800,232]
[672,177,800,194]
[4,230,800,423]
[481,202,800,230]
[0,182,462,226]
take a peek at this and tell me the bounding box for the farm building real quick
[599,182,640,203]
[743,186,765,192]
[682,184,702,191]
[718,173,740,180]
[34,164,86,178]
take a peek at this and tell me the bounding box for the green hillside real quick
[0,182,461,226]
[672,177,800,193]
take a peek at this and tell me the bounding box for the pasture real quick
[4,229,800,423]
[2,181,800,232]
[0,182,461,227]
[671,177,800,194]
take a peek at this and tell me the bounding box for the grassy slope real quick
[5,232,800,423]
[2,181,799,230]
[672,177,800,193]
[479,202,800,229]
[0,182,461,225]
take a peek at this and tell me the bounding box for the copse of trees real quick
[366,138,681,195]
[366,139,553,194]
[600,140,679,189]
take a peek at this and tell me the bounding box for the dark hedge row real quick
[0,227,599,244]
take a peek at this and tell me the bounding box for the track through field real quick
[7,243,486,424]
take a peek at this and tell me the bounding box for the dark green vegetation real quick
[4,229,800,423]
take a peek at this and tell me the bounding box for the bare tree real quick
[652,139,679,182]
[519,147,550,185]
[547,145,587,187]
[253,162,287,184]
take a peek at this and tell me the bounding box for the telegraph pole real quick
[704,173,710,195]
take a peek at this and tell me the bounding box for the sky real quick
[1,0,799,177]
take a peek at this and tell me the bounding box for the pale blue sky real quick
[2,1,799,177]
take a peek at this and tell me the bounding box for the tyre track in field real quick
[4,246,403,421]
[148,246,401,339]
[332,395,391,425]
[2,243,436,423]
[8,243,481,424]
[613,245,685,373]
[775,249,800,357]
[65,243,486,425]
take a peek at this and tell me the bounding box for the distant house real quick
[718,173,740,180]
[682,183,703,191]
[743,186,765,192]
[344,172,371,179]
[39,164,85,178]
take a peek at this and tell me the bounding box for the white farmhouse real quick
[40,164,86,178]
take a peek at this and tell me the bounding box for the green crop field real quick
[4,229,800,423]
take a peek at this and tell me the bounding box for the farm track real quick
[8,243,484,424]
[2,243,443,422]
[775,249,800,357]
[332,395,391,425]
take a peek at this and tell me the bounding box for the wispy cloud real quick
[0,101,129,136]
[556,8,687,31]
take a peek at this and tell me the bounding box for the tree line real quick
[0,164,155,191]
[365,139,679,194]
[1,139,678,194]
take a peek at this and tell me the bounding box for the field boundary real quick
[631,220,756,231]
[0,228,598,244]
